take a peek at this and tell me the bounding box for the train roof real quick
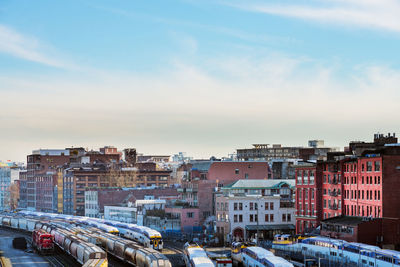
[261,256,294,266]
[303,236,346,246]
[191,256,214,267]
[347,242,380,251]
[245,246,274,257]
[379,249,400,258]
[187,247,208,259]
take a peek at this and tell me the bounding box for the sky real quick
[1,0,400,162]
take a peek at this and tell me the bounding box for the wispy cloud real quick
[223,0,400,33]
[1,50,399,161]
[0,24,73,68]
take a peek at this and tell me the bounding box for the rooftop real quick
[223,179,295,189]
[322,215,374,226]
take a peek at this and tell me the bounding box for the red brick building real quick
[321,157,344,220]
[180,161,272,222]
[294,162,322,234]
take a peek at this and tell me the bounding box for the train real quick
[231,242,255,265]
[241,246,294,267]
[93,230,171,267]
[0,214,108,266]
[93,218,164,250]
[17,210,163,251]
[272,235,400,267]
[183,243,214,267]
[32,229,54,254]
[17,210,120,235]
[32,216,171,267]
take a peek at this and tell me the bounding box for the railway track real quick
[4,227,80,267]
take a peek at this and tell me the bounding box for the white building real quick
[85,190,99,218]
[104,206,137,223]
[215,179,296,242]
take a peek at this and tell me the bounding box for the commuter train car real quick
[94,219,164,250]
[183,243,214,267]
[242,246,294,267]
[17,211,120,235]
[231,242,255,265]
[275,236,400,267]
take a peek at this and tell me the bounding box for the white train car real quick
[184,243,214,267]
[242,246,294,267]
[97,219,164,250]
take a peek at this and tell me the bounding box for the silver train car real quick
[242,246,294,267]
[18,211,120,235]
[0,214,108,266]
[273,236,400,267]
[92,218,164,250]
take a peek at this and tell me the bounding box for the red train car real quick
[32,229,54,254]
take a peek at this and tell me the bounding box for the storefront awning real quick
[245,224,295,231]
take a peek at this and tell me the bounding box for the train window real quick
[369,262,374,266]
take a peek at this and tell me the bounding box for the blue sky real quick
[1,0,400,162]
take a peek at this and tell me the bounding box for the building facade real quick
[0,167,11,211]
[215,179,295,243]
[294,163,323,234]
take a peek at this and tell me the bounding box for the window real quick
[239,203,243,210]
[375,161,380,172]
[265,202,269,210]
[265,214,269,222]
[378,176,380,184]
[270,202,274,210]
[255,214,258,222]
[287,214,291,221]
[324,189,327,195]
[362,176,364,184]
[270,214,274,222]
[324,199,327,208]
[187,212,194,218]
[378,191,380,200]
[250,214,254,222]
[282,214,286,222]
[375,176,377,184]
[235,169,239,174]
[239,215,243,222]
[367,162,372,172]
[324,175,326,183]
[311,189,314,200]
[255,203,258,210]
[234,203,238,210]
[370,176,373,184]
[250,202,254,210]
[234,215,238,222]
[362,164,365,172]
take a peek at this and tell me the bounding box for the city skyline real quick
[1,0,399,162]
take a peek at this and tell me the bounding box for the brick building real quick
[295,134,400,247]
[294,162,323,234]
[179,161,272,223]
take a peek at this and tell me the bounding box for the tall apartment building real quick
[295,134,400,247]
[0,167,11,211]
[294,162,322,234]
[26,149,70,211]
